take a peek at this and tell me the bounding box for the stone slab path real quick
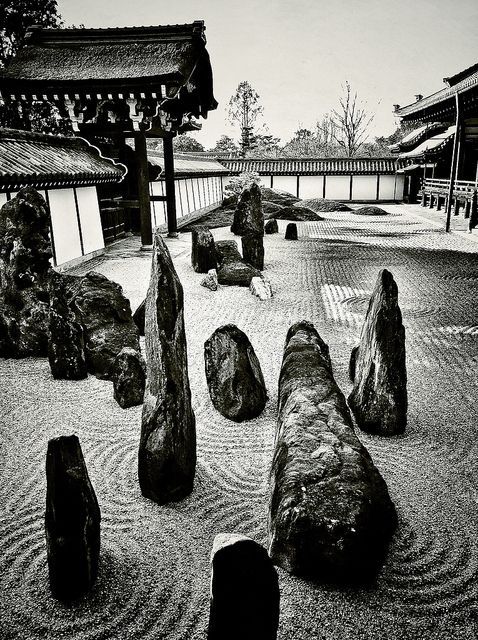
[1,204,477,640]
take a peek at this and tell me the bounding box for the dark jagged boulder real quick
[275,206,323,221]
[68,272,140,380]
[48,270,87,380]
[0,188,52,357]
[138,231,196,504]
[269,321,397,583]
[215,240,261,287]
[133,299,146,336]
[208,533,280,640]
[204,324,267,422]
[112,347,146,408]
[241,233,264,271]
[284,223,298,240]
[45,435,101,600]
[191,225,217,273]
[231,183,264,236]
[261,187,300,206]
[264,219,279,234]
[352,206,390,216]
[348,269,407,435]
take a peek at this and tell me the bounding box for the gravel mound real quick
[260,187,300,206]
[274,206,324,221]
[296,198,351,212]
[352,206,390,216]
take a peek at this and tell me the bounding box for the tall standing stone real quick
[204,324,267,422]
[48,270,87,380]
[0,188,52,357]
[191,225,217,273]
[133,299,146,336]
[138,231,196,503]
[241,233,264,271]
[231,183,264,236]
[45,435,101,600]
[208,534,280,640]
[269,321,397,582]
[348,269,407,435]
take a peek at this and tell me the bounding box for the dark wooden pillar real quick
[134,132,153,247]
[163,134,178,237]
[445,93,462,233]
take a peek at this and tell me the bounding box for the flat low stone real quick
[139,231,196,504]
[269,321,397,583]
[208,533,280,640]
[45,434,100,600]
[241,233,264,271]
[264,219,279,234]
[348,269,407,435]
[352,206,390,216]
[112,347,146,408]
[250,277,272,301]
[133,299,146,336]
[215,240,261,287]
[191,225,217,273]
[274,206,323,221]
[48,271,87,380]
[204,324,267,422]
[231,183,264,236]
[201,269,218,291]
[68,271,140,380]
[284,223,298,240]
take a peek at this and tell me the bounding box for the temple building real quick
[393,62,478,230]
[0,22,217,245]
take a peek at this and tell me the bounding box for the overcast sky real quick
[58,0,478,149]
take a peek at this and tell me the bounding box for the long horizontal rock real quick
[269,321,397,583]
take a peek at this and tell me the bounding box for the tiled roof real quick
[146,149,229,177]
[388,123,446,153]
[396,64,478,119]
[219,157,398,175]
[0,23,217,116]
[0,128,125,189]
[398,126,455,159]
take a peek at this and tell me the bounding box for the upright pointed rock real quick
[241,233,264,271]
[231,183,264,236]
[191,225,217,273]
[45,435,101,600]
[208,534,280,640]
[348,269,407,435]
[138,231,196,503]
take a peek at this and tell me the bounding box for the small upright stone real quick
[200,269,218,291]
[204,324,267,422]
[284,223,298,240]
[48,270,87,380]
[45,435,101,600]
[138,231,196,504]
[191,225,217,273]
[231,183,264,236]
[133,299,146,336]
[112,347,146,408]
[250,277,272,301]
[264,218,278,234]
[348,269,407,435]
[241,233,264,271]
[208,533,280,640]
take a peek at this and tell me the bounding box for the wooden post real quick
[163,134,178,237]
[445,93,461,232]
[134,132,153,248]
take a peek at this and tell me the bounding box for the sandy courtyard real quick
[1,205,478,639]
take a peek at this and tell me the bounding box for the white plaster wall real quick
[351,175,377,200]
[272,176,297,196]
[379,176,397,200]
[394,175,405,200]
[48,188,82,265]
[325,176,351,200]
[0,193,8,208]
[298,176,324,199]
[75,187,105,255]
[150,181,166,228]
